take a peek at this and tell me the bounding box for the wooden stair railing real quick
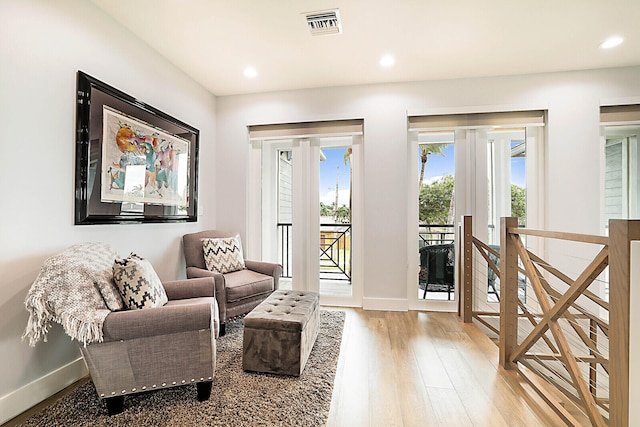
[459,216,640,426]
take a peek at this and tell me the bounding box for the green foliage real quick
[335,205,350,223]
[419,175,454,224]
[511,184,526,226]
[320,202,350,223]
[320,202,334,217]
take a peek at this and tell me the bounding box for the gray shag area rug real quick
[18,310,345,427]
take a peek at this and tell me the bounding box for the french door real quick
[408,112,545,312]
[248,126,363,307]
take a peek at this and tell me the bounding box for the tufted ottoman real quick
[242,290,320,376]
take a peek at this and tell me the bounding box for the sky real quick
[420,143,526,187]
[318,142,526,207]
[319,147,351,207]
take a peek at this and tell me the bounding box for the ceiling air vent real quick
[305,10,342,36]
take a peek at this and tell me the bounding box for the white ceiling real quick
[91,0,640,97]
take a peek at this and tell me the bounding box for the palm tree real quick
[343,147,353,221]
[419,143,447,187]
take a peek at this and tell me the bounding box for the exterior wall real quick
[216,67,640,309]
[0,0,216,422]
[278,152,293,223]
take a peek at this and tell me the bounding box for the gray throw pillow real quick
[112,253,168,309]
[201,235,246,274]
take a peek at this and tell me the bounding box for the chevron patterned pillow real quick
[201,235,246,274]
[112,253,168,310]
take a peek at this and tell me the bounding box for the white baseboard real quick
[0,357,88,425]
[362,297,408,311]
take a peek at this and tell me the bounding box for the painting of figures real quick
[101,106,190,207]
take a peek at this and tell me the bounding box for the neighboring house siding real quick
[604,141,625,222]
[279,152,293,223]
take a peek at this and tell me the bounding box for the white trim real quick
[349,136,364,307]
[320,296,361,307]
[362,297,408,311]
[409,299,458,312]
[247,140,263,260]
[0,357,88,425]
[629,241,640,427]
[406,130,420,310]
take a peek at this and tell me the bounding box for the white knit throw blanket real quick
[22,242,122,346]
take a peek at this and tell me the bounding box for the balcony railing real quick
[419,223,455,246]
[277,223,352,281]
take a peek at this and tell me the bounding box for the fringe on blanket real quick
[22,292,109,347]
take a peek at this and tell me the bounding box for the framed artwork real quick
[75,71,199,224]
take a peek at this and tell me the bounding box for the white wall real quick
[0,0,216,422]
[216,67,640,308]
[2,0,640,421]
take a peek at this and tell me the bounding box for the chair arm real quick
[186,266,227,322]
[163,277,215,300]
[244,260,282,290]
[102,302,215,342]
[186,267,226,299]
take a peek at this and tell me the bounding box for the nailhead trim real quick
[104,377,214,397]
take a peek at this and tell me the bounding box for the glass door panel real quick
[417,132,455,301]
[485,128,527,303]
[318,143,352,297]
[262,137,358,302]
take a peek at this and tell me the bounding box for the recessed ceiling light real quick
[600,36,624,49]
[380,54,395,67]
[244,67,258,78]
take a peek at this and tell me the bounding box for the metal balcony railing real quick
[277,223,352,281]
[419,223,455,246]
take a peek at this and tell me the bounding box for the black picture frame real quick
[75,71,199,224]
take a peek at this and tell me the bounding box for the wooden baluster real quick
[499,217,519,370]
[609,219,640,427]
[460,215,473,323]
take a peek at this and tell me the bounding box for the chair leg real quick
[196,381,213,401]
[219,323,226,337]
[105,396,124,415]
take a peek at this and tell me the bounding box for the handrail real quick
[506,227,609,245]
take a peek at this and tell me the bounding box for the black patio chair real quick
[419,243,455,300]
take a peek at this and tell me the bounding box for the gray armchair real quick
[80,277,219,415]
[183,230,282,336]
[23,243,219,416]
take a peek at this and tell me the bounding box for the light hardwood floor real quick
[327,308,568,427]
[5,308,570,427]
